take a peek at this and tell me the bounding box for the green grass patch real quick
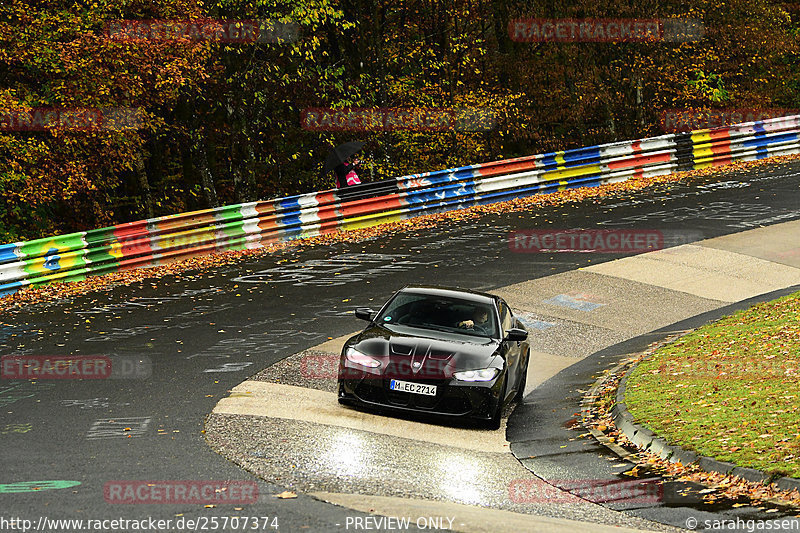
[625,290,800,478]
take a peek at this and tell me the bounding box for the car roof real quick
[398,285,498,306]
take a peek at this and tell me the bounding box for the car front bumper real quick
[338,365,504,421]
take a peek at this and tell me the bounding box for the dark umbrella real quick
[322,141,365,176]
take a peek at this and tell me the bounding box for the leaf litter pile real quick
[586,291,800,510]
[2,153,798,315]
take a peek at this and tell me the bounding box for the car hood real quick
[348,324,501,379]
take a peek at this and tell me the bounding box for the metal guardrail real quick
[2,114,799,296]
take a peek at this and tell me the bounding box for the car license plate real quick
[389,379,437,396]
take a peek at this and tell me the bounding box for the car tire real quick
[487,376,507,430]
[515,353,529,402]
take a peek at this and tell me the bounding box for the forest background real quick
[1,0,797,241]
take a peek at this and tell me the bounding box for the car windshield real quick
[377,292,499,338]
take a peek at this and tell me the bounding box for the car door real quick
[498,300,522,397]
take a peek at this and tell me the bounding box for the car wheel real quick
[515,353,529,402]
[487,376,507,430]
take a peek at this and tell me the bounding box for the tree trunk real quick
[133,151,154,219]
[231,157,244,203]
[193,140,219,208]
[226,101,249,204]
[244,141,257,200]
[492,0,510,54]
[635,76,644,129]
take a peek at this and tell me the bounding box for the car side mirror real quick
[504,328,528,342]
[355,308,376,321]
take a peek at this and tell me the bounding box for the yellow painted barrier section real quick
[152,227,216,251]
[340,209,406,231]
[693,146,717,159]
[23,246,86,278]
[541,164,602,181]
[109,241,124,259]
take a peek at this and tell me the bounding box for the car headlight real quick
[453,368,498,382]
[345,347,381,368]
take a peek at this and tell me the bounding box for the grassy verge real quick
[625,291,800,479]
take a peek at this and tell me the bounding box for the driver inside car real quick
[457,307,491,335]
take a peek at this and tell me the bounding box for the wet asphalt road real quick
[1,159,800,531]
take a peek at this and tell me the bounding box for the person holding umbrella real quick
[336,157,362,188]
[323,141,364,188]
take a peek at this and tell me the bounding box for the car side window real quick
[499,301,514,336]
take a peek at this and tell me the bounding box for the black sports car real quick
[337,286,530,429]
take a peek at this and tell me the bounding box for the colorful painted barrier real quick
[2,114,799,296]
